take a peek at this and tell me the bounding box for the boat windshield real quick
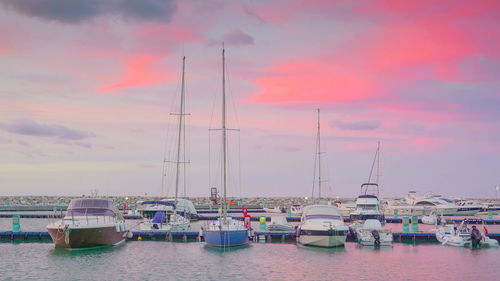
[305,214,341,220]
[66,208,115,216]
[357,204,378,210]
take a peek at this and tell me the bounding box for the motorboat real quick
[47,198,132,249]
[335,201,356,217]
[290,203,303,216]
[267,216,294,232]
[350,183,385,223]
[406,192,481,216]
[353,219,392,246]
[297,205,349,247]
[384,192,481,217]
[436,221,498,248]
[421,210,442,225]
[263,206,285,213]
[203,47,249,247]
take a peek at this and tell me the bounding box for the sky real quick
[0,0,499,198]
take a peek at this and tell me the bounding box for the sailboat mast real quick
[317,108,322,199]
[174,56,186,209]
[222,46,228,220]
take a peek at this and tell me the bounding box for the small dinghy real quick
[353,219,393,247]
[267,216,294,232]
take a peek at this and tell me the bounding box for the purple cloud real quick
[330,119,381,131]
[223,29,255,46]
[0,119,94,140]
[0,0,177,24]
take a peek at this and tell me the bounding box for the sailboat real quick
[203,46,249,247]
[139,56,190,232]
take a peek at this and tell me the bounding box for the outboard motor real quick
[471,226,482,248]
[371,229,381,246]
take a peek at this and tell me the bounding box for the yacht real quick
[290,203,303,216]
[406,192,481,216]
[47,198,132,249]
[350,183,385,223]
[297,205,349,247]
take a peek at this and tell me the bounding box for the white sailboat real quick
[203,46,249,247]
[140,56,190,232]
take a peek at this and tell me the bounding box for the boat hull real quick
[47,226,127,249]
[204,229,249,247]
[298,233,347,247]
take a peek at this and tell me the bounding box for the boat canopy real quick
[303,205,342,217]
[66,198,120,217]
[68,198,113,210]
[358,194,378,199]
[139,201,176,208]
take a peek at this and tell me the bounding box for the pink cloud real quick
[96,54,170,93]
[246,59,379,104]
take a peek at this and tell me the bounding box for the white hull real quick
[298,234,346,247]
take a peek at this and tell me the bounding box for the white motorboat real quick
[267,216,294,232]
[436,222,498,248]
[353,219,392,247]
[385,192,481,217]
[263,206,284,214]
[350,183,385,224]
[406,192,480,216]
[297,205,349,247]
[290,204,303,216]
[421,210,442,225]
[47,198,132,249]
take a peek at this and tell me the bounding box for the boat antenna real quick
[222,43,228,221]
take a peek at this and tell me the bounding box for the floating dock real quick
[1,213,500,225]
[1,231,499,243]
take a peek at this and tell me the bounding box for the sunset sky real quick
[0,0,499,198]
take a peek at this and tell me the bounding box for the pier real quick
[1,231,499,243]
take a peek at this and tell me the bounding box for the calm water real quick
[1,217,500,280]
[0,241,499,281]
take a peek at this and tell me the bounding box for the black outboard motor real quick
[371,229,381,246]
[471,226,482,248]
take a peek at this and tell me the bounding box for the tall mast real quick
[317,108,322,199]
[174,56,186,211]
[222,45,227,220]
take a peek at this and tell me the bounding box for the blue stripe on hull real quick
[204,230,249,247]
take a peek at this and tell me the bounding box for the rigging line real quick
[225,58,241,129]
[238,131,242,198]
[367,142,379,188]
[311,139,318,199]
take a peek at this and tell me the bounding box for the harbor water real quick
[1,241,499,281]
[1,216,500,280]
